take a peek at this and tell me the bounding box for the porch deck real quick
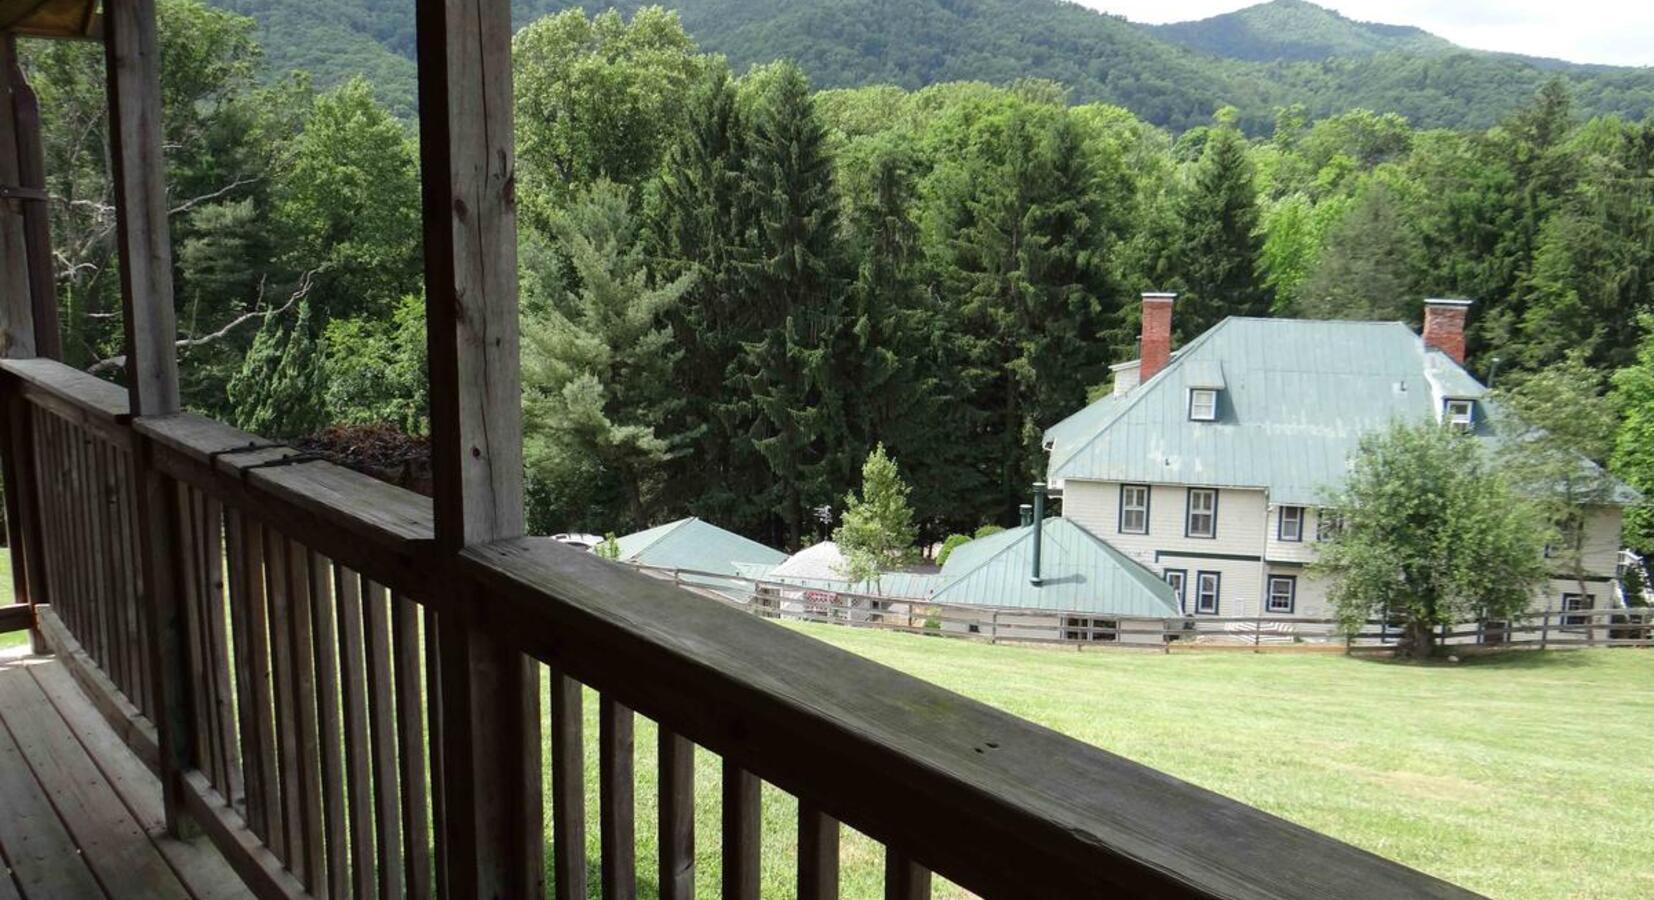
[0,652,247,900]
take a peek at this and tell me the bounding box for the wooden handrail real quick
[0,356,1482,900]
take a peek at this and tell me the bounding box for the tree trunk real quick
[1401,619,1437,659]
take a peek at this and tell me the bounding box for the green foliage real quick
[522,180,694,532]
[1611,323,1654,557]
[513,7,710,226]
[321,295,428,433]
[1165,120,1267,340]
[596,533,622,560]
[833,444,918,584]
[227,300,329,438]
[274,77,421,321]
[1294,180,1421,320]
[973,524,1006,540]
[1311,422,1547,658]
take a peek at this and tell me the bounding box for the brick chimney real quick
[1422,299,1472,364]
[1140,292,1177,381]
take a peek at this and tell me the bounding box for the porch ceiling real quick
[1,0,100,41]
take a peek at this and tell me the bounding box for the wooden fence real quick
[637,565,1654,654]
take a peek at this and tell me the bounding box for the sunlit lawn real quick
[556,619,1654,899]
[0,553,22,653]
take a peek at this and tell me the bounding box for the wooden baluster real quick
[176,484,213,784]
[108,444,136,703]
[798,803,839,900]
[599,695,635,900]
[311,552,349,900]
[240,516,281,848]
[424,606,448,899]
[550,669,587,900]
[334,567,377,900]
[287,536,327,893]
[264,526,303,873]
[224,511,263,824]
[96,441,123,693]
[883,850,931,900]
[362,579,405,899]
[393,594,433,900]
[202,497,240,802]
[722,761,760,900]
[657,729,694,900]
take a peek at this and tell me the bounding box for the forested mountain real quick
[1144,0,1455,62]
[209,0,1654,131]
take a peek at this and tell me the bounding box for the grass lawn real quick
[553,621,1653,899]
[0,552,22,653]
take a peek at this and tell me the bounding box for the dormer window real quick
[1444,398,1474,431]
[1189,389,1218,421]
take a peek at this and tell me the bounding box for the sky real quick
[1076,1,1654,67]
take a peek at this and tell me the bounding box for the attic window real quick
[1189,389,1218,421]
[1444,398,1474,431]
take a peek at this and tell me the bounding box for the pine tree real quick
[227,300,327,439]
[733,62,846,548]
[522,181,694,531]
[647,67,769,534]
[1296,180,1422,321]
[833,444,918,586]
[1171,117,1268,341]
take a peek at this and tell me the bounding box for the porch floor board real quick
[0,654,250,900]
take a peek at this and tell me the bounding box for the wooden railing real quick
[0,357,1481,899]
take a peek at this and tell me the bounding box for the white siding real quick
[1264,505,1323,565]
[1063,480,1268,617]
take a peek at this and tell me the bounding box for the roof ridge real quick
[932,521,1041,600]
[1048,317,1236,476]
[630,516,693,558]
[1070,526,1182,615]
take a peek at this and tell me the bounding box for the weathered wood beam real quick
[105,0,192,842]
[104,0,176,417]
[415,0,540,896]
[0,36,34,358]
[8,38,60,360]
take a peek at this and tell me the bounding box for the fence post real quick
[989,610,998,645]
[1539,609,1550,650]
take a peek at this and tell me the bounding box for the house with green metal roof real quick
[1040,294,1633,626]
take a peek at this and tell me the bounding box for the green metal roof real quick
[932,518,1182,617]
[614,517,788,576]
[1046,317,1564,506]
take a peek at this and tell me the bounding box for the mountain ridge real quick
[208,0,1654,131]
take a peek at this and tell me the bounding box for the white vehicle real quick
[552,532,605,551]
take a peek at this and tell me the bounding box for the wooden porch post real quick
[105,0,193,838]
[415,0,542,896]
[9,36,61,360]
[0,36,45,653]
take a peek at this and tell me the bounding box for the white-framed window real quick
[1119,483,1150,534]
[1278,505,1304,542]
[1186,488,1217,538]
[1316,508,1342,542]
[1561,593,1593,627]
[1444,398,1474,431]
[1164,569,1187,612]
[1194,571,1221,615]
[1189,388,1218,421]
[1267,575,1296,613]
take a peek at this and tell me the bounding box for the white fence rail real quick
[633,565,1654,653]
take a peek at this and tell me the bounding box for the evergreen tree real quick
[833,444,918,586]
[522,181,694,531]
[733,62,845,548]
[1169,115,1268,341]
[227,300,328,439]
[1612,320,1654,569]
[647,67,767,533]
[1296,180,1422,321]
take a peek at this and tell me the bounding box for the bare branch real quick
[168,174,262,217]
[86,271,316,376]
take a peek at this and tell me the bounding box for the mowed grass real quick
[551,621,1652,899]
[0,553,22,653]
[771,622,1654,899]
